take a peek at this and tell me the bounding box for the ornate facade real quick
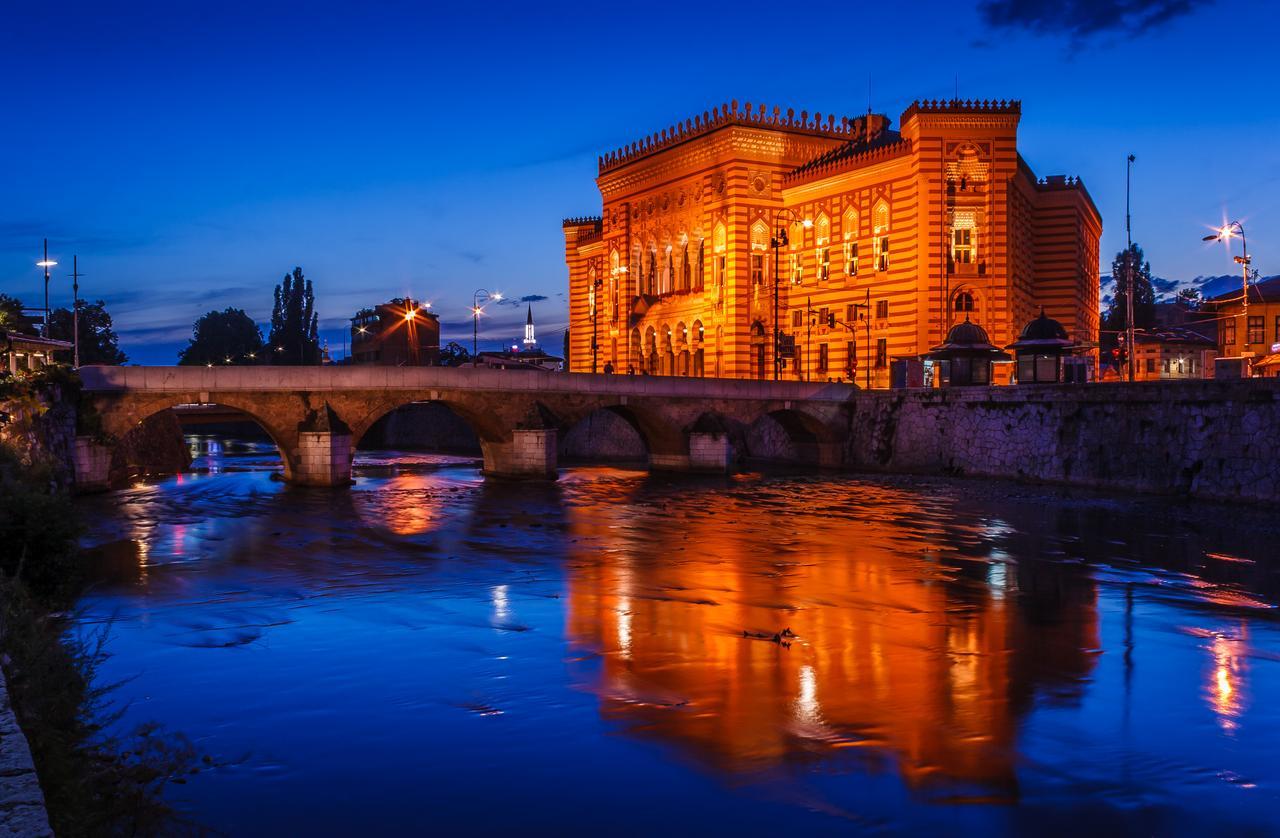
[563,99,1101,385]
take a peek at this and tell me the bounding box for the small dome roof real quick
[944,318,993,347]
[1018,309,1069,342]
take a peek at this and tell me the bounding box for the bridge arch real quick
[95,395,299,482]
[746,407,842,467]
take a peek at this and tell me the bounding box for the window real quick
[817,343,829,371]
[875,338,887,368]
[681,241,691,291]
[792,310,803,328]
[1247,315,1265,345]
[1146,358,1156,373]
[819,307,829,328]
[875,300,888,320]
[694,240,705,291]
[844,241,858,276]
[751,253,764,284]
[951,211,977,267]
[873,201,890,272]
[953,291,976,313]
[845,304,857,323]
[842,207,859,276]
[817,247,830,281]
[664,246,674,295]
[717,255,727,285]
[712,223,726,288]
[1275,315,1280,343]
[1222,318,1236,347]
[953,227,974,264]
[791,254,803,284]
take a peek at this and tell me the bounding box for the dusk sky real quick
[3,0,1277,364]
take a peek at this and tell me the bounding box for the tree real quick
[1175,287,1202,311]
[266,267,320,365]
[0,294,34,334]
[562,329,570,370]
[438,341,471,367]
[47,300,127,365]
[1102,243,1157,335]
[178,308,265,366]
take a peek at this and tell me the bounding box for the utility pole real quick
[70,255,83,367]
[1125,154,1136,382]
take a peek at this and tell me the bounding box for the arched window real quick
[588,266,597,317]
[873,200,890,272]
[954,290,976,313]
[750,220,768,285]
[815,213,831,281]
[664,244,674,295]
[842,207,859,276]
[647,241,658,295]
[694,237,705,291]
[712,223,727,286]
[681,236,691,292]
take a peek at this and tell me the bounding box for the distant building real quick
[474,307,563,370]
[1126,327,1217,381]
[523,305,536,348]
[1204,276,1280,376]
[349,298,439,366]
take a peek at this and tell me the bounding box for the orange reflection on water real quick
[1209,629,1247,732]
[563,481,1099,801]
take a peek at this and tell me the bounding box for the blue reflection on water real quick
[72,437,1280,835]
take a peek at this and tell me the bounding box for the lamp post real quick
[1203,221,1252,355]
[1125,154,1136,382]
[69,255,82,367]
[770,209,812,380]
[472,289,502,366]
[590,273,603,373]
[36,239,57,338]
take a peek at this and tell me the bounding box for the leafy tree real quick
[1102,243,1157,335]
[438,341,471,367]
[1175,287,1202,310]
[562,329,570,369]
[177,308,265,366]
[0,294,34,334]
[48,301,127,365]
[266,267,320,365]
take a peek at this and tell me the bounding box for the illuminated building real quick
[349,298,439,366]
[524,305,537,348]
[563,99,1101,385]
[1205,276,1280,375]
[1127,326,1217,380]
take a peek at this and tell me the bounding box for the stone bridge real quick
[78,366,856,486]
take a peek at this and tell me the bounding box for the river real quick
[72,435,1280,835]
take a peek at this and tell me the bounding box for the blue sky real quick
[2,0,1277,364]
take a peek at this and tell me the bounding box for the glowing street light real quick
[471,289,502,365]
[1203,221,1253,354]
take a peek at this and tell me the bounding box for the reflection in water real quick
[69,440,1280,834]
[560,481,1099,801]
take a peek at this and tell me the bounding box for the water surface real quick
[74,436,1280,835]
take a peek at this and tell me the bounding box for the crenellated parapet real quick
[1035,174,1085,190]
[784,137,912,186]
[900,98,1022,121]
[562,216,603,229]
[598,100,882,174]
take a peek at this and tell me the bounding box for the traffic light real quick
[827,313,836,328]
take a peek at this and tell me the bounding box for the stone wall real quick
[0,381,76,491]
[845,379,1280,504]
[360,401,481,453]
[558,409,646,461]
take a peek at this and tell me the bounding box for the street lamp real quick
[1203,221,1253,354]
[770,210,812,380]
[472,289,502,365]
[590,273,604,373]
[69,255,83,367]
[35,239,57,338]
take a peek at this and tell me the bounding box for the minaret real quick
[524,305,536,348]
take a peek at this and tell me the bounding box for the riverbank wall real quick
[0,666,53,836]
[844,379,1280,504]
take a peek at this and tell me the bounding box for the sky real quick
[2,0,1277,364]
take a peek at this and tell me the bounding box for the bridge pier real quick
[687,432,734,472]
[72,436,112,493]
[293,429,353,486]
[482,429,558,479]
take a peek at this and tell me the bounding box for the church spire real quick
[524,305,536,347]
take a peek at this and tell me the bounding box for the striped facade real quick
[563,99,1101,385]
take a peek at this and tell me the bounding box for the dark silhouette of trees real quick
[266,267,321,365]
[438,341,471,366]
[0,294,33,334]
[1102,243,1157,335]
[48,301,127,365]
[178,308,265,366]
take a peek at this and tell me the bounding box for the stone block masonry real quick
[845,379,1280,505]
[0,666,53,836]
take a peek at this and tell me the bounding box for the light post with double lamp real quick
[471,289,502,366]
[1203,221,1253,356]
[36,239,57,338]
[770,210,812,380]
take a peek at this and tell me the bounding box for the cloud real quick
[496,293,549,307]
[976,0,1211,40]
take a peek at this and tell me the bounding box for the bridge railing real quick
[77,366,858,403]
